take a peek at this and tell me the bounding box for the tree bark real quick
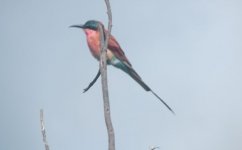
[99,1,115,150]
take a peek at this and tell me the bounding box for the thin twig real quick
[99,24,115,150]
[40,109,50,150]
[149,146,160,150]
[99,0,114,150]
[105,0,113,35]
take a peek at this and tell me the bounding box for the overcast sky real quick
[1,0,242,150]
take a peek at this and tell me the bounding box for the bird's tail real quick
[127,67,151,91]
[126,66,175,114]
[114,61,174,114]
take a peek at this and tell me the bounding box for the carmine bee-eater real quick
[70,20,174,114]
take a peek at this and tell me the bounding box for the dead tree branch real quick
[40,109,50,150]
[99,0,114,150]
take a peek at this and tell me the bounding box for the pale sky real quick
[1,0,242,150]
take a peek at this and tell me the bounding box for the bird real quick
[70,20,174,114]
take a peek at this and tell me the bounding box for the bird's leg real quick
[83,69,101,93]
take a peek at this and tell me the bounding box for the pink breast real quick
[84,29,101,60]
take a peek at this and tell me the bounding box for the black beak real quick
[69,24,85,28]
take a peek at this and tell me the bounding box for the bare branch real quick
[99,1,114,150]
[149,146,160,150]
[99,24,115,150]
[105,0,113,35]
[40,109,50,150]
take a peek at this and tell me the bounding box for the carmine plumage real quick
[70,20,174,114]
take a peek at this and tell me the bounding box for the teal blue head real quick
[70,20,101,30]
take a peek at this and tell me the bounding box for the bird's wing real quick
[107,35,132,66]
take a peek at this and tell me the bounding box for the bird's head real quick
[70,20,102,31]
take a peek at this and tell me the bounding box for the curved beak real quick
[69,24,85,28]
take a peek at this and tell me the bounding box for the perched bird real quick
[70,20,174,114]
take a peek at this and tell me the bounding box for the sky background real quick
[1,0,242,150]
